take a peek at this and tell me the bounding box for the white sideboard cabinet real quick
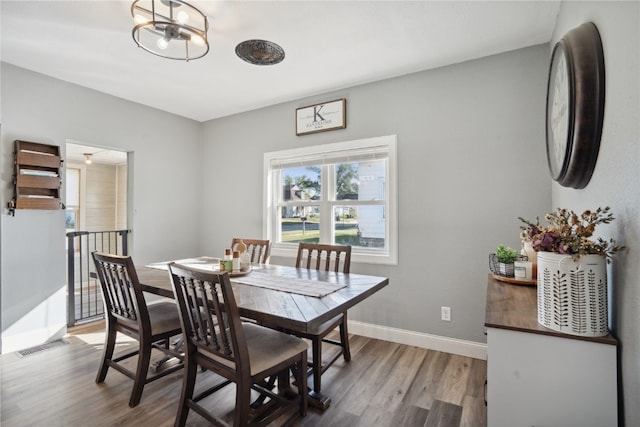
[485,275,618,427]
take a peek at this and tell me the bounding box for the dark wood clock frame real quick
[545,22,605,189]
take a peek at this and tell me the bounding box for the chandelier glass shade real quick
[131,0,209,61]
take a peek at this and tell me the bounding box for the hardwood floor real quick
[0,321,486,426]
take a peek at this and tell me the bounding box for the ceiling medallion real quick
[235,39,285,65]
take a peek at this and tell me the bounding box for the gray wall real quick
[551,2,640,426]
[0,63,203,351]
[200,44,552,344]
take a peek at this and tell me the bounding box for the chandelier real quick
[131,0,209,61]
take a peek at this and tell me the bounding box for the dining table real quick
[137,256,390,410]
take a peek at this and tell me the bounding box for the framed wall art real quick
[296,98,346,136]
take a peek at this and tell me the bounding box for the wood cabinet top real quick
[484,274,617,345]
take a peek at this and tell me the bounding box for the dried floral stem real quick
[519,207,625,263]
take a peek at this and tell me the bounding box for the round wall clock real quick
[545,22,605,189]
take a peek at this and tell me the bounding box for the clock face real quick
[546,43,571,180]
[544,22,605,189]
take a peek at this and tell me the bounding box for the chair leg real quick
[297,353,308,417]
[234,378,252,426]
[128,339,152,407]
[175,358,198,427]
[96,323,117,383]
[339,318,351,362]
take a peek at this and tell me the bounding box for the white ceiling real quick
[1,1,560,123]
[66,142,128,165]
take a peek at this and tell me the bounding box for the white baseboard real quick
[348,320,487,360]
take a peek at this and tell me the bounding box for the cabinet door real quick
[487,328,617,427]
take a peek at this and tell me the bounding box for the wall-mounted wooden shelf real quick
[9,140,63,215]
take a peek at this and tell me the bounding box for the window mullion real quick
[320,164,333,244]
[270,169,281,244]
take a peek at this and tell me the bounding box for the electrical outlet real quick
[441,306,451,322]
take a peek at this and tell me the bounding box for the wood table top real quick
[137,263,389,334]
[484,274,617,345]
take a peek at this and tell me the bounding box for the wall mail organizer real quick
[8,140,63,216]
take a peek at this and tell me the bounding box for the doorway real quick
[65,142,129,325]
[65,143,128,232]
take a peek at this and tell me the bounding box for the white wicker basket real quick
[537,252,608,337]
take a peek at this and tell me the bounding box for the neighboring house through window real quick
[264,135,398,265]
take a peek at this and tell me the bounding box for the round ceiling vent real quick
[235,39,285,65]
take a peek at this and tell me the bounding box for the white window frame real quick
[263,135,398,265]
[65,163,87,231]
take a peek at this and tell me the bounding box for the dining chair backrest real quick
[92,252,184,408]
[168,262,308,426]
[292,243,353,399]
[295,243,352,274]
[231,238,271,264]
[168,263,249,369]
[93,252,150,331]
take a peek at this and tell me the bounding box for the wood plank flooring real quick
[0,321,486,426]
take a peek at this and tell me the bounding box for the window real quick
[66,167,80,234]
[264,135,397,265]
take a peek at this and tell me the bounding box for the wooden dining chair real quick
[168,262,308,427]
[293,243,352,403]
[231,238,271,264]
[92,252,184,407]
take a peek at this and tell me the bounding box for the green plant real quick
[495,244,519,264]
[519,206,625,263]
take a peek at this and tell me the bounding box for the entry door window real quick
[66,167,80,233]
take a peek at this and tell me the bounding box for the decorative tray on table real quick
[491,273,536,286]
[488,254,536,286]
[226,268,252,277]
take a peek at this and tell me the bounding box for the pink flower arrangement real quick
[519,207,624,263]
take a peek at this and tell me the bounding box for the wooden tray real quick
[228,269,251,277]
[193,263,252,277]
[491,273,536,286]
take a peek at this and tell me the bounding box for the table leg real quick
[307,342,332,410]
[251,375,278,408]
[308,390,331,410]
[278,368,330,409]
[152,337,183,373]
